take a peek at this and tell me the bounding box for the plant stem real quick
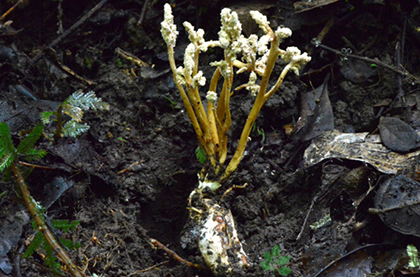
[54,105,63,141]
[221,36,281,181]
[11,163,84,277]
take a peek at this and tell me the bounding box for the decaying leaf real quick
[372,175,420,237]
[293,74,334,141]
[304,130,420,175]
[378,116,420,153]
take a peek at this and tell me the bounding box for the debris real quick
[304,130,420,175]
[293,74,334,141]
[370,175,420,237]
[378,117,420,153]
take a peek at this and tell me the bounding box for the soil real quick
[2,0,420,277]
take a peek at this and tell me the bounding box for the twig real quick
[32,0,109,63]
[296,196,316,241]
[314,41,420,82]
[127,261,169,276]
[11,163,84,277]
[149,238,205,270]
[18,161,56,170]
[0,0,26,22]
[136,0,149,26]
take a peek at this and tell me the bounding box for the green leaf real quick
[276,255,291,266]
[271,244,281,257]
[64,90,109,114]
[407,244,420,268]
[41,111,56,124]
[23,148,47,161]
[62,103,83,122]
[52,219,79,233]
[17,123,44,155]
[43,242,60,271]
[0,152,15,172]
[59,238,81,250]
[263,251,272,262]
[260,260,272,271]
[23,231,43,259]
[195,146,207,164]
[62,119,90,137]
[277,266,292,276]
[0,123,16,171]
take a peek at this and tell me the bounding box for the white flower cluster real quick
[160,4,178,48]
[161,3,311,94]
[206,91,218,103]
[280,46,311,75]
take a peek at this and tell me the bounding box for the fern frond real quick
[59,238,81,250]
[62,104,83,122]
[16,123,44,155]
[23,148,47,161]
[0,123,16,167]
[23,231,44,259]
[43,242,60,271]
[41,111,56,124]
[0,152,15,172]
[65,90,109,111]
[52,219,80,233]
[62,119,90,137]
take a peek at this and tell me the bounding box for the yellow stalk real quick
[207,68,221,153]
[221,38,281,181]
[167,47,206,149]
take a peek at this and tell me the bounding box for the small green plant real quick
[195,146,207,164]
[0,122,84,277]
[164,96,179,110]
[407,244,419,271]
[0,122,46,171]
[41,90,109,139]
[260,245,292,276]
[24,219,81,274]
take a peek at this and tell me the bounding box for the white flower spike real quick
[160,4,178,48]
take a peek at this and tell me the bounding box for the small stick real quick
[18,161,55,170]
[296,196,316,241]
[137,0,149,26]
[127,261,169,276]
[32,0,109,63]
[149,238,205,269]
[0,0,26,22]
[314,41,419,81]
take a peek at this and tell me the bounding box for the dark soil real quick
[2,0,420,276]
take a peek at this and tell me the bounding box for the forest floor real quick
[2,0,420,276]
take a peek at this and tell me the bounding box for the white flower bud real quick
[160,4,178,47]
[257,34,272,55]
[275,27,292,40]
[184,43,196,77]
[192,71,206,88]
[176,66,186,85]
[210,60,231,78]
[206,91,217,103]
[281,46,301,63]
[250,11,271,34]
[184,22,205,46]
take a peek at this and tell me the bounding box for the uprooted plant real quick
[161,3,310,274]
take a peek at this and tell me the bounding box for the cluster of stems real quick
[161,4,310,182]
